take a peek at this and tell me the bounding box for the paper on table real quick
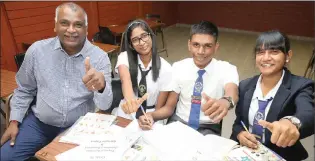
[195,134,238,160]
[59,113,117,145]
[56,130,141,161]
[141,121,202,160]
[124,119,164,133]
[142,121,238,160]
[227,143,286,161]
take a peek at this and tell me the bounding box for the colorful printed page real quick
[226,143,286,161]
[59,112,117,145]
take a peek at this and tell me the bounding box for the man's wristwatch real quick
[220,96,235,110]
[282,116,302,130]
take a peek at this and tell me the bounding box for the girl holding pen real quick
[231,30,314,161]
[113,19,172,121]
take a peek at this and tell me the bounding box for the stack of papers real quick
[56,116,242,161]
[59,112,117,145]
[141,121,238,160]
[56,129,142,161]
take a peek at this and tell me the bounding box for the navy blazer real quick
[230,68,314,161]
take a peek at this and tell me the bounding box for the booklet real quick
[59,112,117,145]
[56,130,142,161]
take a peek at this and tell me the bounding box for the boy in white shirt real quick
[138,21,239,135]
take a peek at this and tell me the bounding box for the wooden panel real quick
[142,2,153,16]
[4,2,60,11]
[16,43,31,53]
[151,2,178,26]
[12,21,54,36]
[1,3,18,72]
[98,2,139,26]
[1,47,5,69]
[10,14,54,28]
[15,29,55,44]
[97,2,130,7]
[177,1,314,37]
[86,2,100,41]
[7,6,56,19]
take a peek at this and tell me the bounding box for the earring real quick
[286,60,289,62]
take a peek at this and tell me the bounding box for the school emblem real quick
[138,85,146,96]
[255,112,264,120]
[194,82,203,93]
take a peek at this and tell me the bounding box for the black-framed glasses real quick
[131,33,150,45]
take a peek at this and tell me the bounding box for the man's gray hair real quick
[54,2,88,26]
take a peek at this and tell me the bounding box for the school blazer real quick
[230,68,314,161]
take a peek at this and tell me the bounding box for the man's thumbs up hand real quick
[82,57,105,91]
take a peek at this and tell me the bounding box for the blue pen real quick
[241,120,261,139]
[140,105,150,123]
[240,121,250,133]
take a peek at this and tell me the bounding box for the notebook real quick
[141,121,239,160]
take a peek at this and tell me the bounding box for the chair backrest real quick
[145,14,162,23]
[4,94,13,128]
[14,53,26,70]
[120,32,125,52]
[4,94,36,128]
[97,26,116,45]
[102,78,123,114]
[22,43,31,51]
[304,49,315,79]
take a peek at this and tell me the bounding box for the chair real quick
[120,32,125,52]
[92,26,116,45]
[304,49,315,81]
[101,78,123,114]
[22,43,31,51]
[145,14,168,57]
[4,94,40,161]
[14,53,26,70]
[4,94,36,128]
[4,94,13,128]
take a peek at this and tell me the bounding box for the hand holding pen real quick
[237,121,259,149]
[138,106,154,130]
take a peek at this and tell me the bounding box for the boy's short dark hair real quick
[190,21,219,42]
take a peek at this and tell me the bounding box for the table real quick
[92,42,119,54]
[92,42,120,75]
[108,19,164,36]
[35,113,131,161]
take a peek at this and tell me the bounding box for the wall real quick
[97,2,178,27]
[2,2,98,53]
[4,1,311,71]
[1,3,18,71]
[177,1,314,37]
[1,1,177,71]
[151,2,178,27]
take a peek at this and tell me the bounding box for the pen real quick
[240,121,250,133]
[241,121,261,139]
[140,105,151,124]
